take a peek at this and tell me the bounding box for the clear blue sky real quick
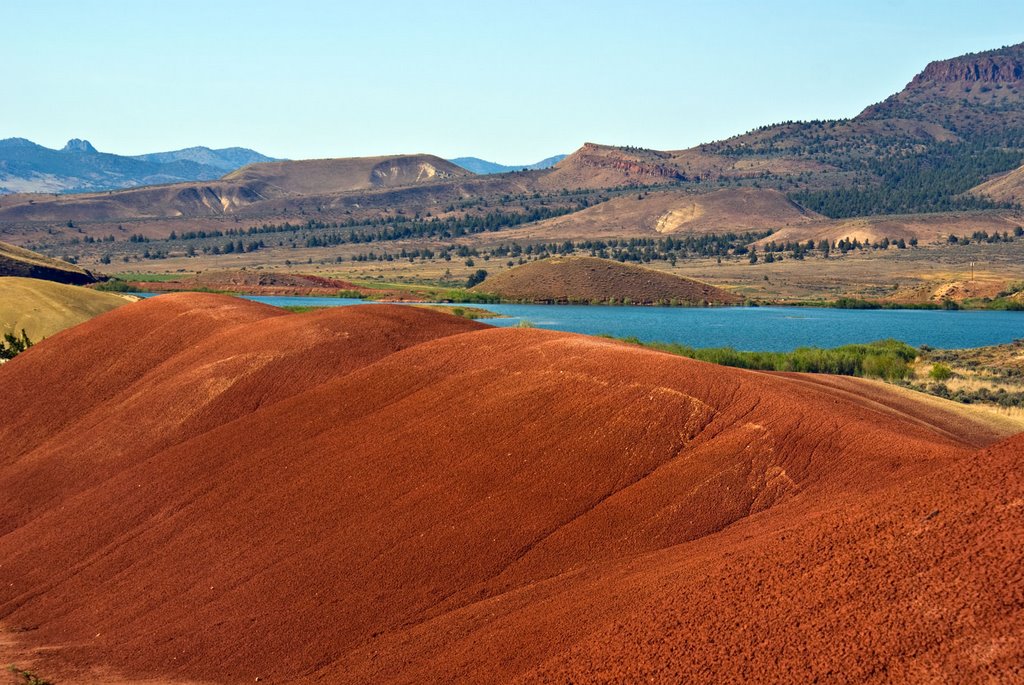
[4,1,1023,163]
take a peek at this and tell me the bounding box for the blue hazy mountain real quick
[449,154,567,175]
[132,146,277,171]
[0,138,277,194]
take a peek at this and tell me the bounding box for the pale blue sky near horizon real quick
[4,0,1023,163]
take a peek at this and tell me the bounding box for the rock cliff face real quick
[857,43,1024,135]
[572,143,683,181]
[912,49,1024,85]
[538,143,687,189]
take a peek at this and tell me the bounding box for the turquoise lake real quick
[210,296,1024,351]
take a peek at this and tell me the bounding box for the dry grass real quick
[0,276,130,340]
[971,163,1024,204]
[493,187,819,242]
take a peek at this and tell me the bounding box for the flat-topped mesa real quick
[572,143,682,180]
[856,43,1024,135]
[539,143,687,189]
[912,46,1024,86]
[223,153,473,195]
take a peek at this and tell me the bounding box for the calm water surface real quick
[211,296,1024,351]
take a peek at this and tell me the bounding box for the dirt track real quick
[0,295,1021,683]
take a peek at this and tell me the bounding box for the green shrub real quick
[0,329,33,360]
[8,665,54,685]
[94,279,134,292]
[929,363,954,381]
[621,338,916,381]
[832,297,881,309]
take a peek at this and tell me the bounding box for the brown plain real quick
[1,295,1022,683]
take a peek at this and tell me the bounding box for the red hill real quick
[0,296,1021,683]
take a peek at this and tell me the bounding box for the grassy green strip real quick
[614,337,917,381]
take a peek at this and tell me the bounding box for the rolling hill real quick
[0,276,129,341]
[971,163,1024,204]
[490,187,822,242]
[537,143,689,190]
[0,239,97,284]
[472,255,741,304]
[751,208,1024,247]
[0,153,480,228]
[0,138,274,194]
[222,154,473,195]
[0,179,272,224]
[0,295,1021,683]
[132,146,277,170]
[2,42,1024,263]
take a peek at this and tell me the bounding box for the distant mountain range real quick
[0,138,277,194]
[2,41,1023,250]
[449,155,567,175]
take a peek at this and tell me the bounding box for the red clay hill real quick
[1,294,1022,683]
[473,255,742,305]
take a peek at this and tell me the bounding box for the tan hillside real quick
[753,209,1024,247]
[222,154,472,195]
[971,163,1024,204]
[0,239,97,284]
[0,276,128,341]
[472,255,741,304]
[0,154,474,228]
[493,188,822,243]
[0,180,271,223]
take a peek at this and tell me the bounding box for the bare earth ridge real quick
[0,295,1021,683]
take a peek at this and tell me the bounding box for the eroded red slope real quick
[0,296,1020,684]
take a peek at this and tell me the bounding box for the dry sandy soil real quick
[1,295,1022,683]
[972,162,1024,204]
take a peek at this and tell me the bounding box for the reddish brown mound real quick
[0,296,484,534]
[537,143,686,190]
[516,430,1024,684]
[0,296,1021,684]
[473,255,741,305]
